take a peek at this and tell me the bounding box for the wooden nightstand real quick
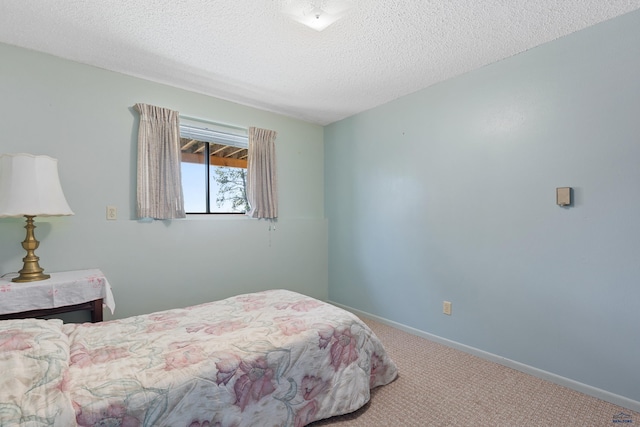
[0,269,115,323]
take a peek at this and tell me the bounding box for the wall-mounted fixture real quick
[282,0,353,31]
[0,153,74,282]
[556,187,572,207]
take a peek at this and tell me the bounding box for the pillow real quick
[0,318,76,426]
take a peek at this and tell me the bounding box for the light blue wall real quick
[0,43,327,320]
[325,11,640,404]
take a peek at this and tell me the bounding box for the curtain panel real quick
[246,127,278,219]
[134,103,186,219]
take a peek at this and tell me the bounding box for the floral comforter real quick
[0,289,398,426]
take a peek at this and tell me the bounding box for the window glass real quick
[179,120,248,214]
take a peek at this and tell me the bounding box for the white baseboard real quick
[329,300,640,414]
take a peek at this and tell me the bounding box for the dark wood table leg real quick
[90,299,103,322]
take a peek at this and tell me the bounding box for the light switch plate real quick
[556,187,571,207]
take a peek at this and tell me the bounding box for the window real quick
[179,118,249,214]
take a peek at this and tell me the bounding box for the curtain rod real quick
[179,114,248,132]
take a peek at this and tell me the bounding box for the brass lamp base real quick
[13,271,51,283]
[12,215,51,283]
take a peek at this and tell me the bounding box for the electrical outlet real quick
[106,205,117,220]
[443,301,452,315]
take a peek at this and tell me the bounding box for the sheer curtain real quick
[246,127,278,219]
[134,103,186,219]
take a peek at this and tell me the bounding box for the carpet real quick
[310,317,639,426]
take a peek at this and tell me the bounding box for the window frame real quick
[179,117,249,215]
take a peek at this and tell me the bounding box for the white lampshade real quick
[0,153,74,217]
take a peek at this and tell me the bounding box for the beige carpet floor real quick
[311,318,639,426]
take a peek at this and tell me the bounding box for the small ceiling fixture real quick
[283,0,353,31]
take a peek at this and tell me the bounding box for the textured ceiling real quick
[1,1,639,125]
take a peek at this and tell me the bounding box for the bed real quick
[0,289,397,426]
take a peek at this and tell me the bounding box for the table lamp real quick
[0,153,74,282]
